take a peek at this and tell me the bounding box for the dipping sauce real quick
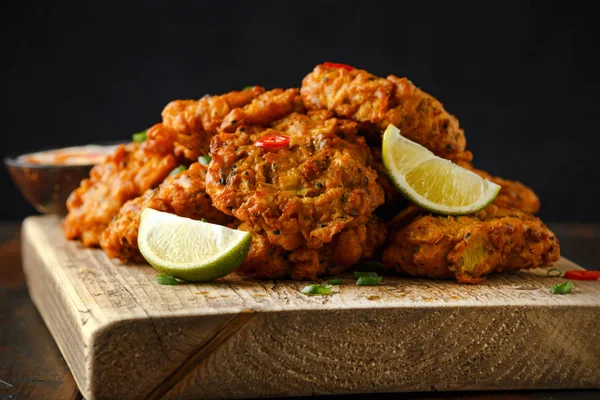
[18,144,120,166]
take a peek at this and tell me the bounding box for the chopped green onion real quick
[132,130,147,143]
[551,281,573,295]
[301,283,332,296]
[356,276,382,286]
[353,271,379,278]
[200,218,207,222]
[243,86,254,90]
[156,274,179,285]
[547,268,562,278]
[327,278,342,285]
[198,155,212,166]
[169,165,187,176]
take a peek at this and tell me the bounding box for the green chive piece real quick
[200,218,207,222]
[327,278,342,285]
[356,276,382,286]
[156,274,179,285]
[353,271,379,278]
[301,283,332,296]
[551,281,573,295]
[132,130,148,143]
[243,86,254,90]
[198,155,212,166]
[547,268,562,278]
[169,165,187,176]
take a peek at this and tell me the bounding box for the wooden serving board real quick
[21,215,600,400]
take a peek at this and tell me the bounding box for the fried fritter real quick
[63,123,178,247]
[382,205,560,284]
[454,161,541,214]
[207,110,385,251]
[237,217,387,280]
[301,63,471,161]
[220,88,304,132]
[162,86,264,161]
[100,163,233,262]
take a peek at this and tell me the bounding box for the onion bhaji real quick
[63,123,178,247]
[207,109,385,251]
[100,162,233,263]
[162,86,264,161]
[63,62,558,285]
[220,88,304,133]
[301,63,472,161]
[237,217,387,280]
[459,162,541,214]
[382,205,560,284]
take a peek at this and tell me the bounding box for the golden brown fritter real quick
[237,216,387,280]
[63,123,178,247]
[207,110,385,251]
[455,161,541,214]
[301,63,471,160]
[162,86,264,161]
[220,88,304,132]
[100,163,233,263]
[368,146,410,219]
[382,205,560,284]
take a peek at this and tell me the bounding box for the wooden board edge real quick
[21,217,98,397]
[161,306,600,399]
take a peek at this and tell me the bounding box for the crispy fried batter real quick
[237,217,387,280]
[63,123,178,247]
[455,161,541,214]
[220,88,304,132]
[301,64,471,160]
[162,86,264,161]
[207,110,385,251]
[100,163,233,262]
[382,205,560,284]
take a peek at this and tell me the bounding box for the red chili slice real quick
[323,62,355,71]
[563,270,600,280]
[255,134,291,150]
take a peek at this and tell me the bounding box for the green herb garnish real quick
[198,155,212,166]
[301,283,332,296]
[156,274,179,285]
[327,278,342,285]
[132,130,148,143]
[169,165,187,176]
[356,276,382,286]
[547,268,562,278]
[551,281,573,295]
[243,86,254,90]
[200,218,207,222]
[353,271,379,278]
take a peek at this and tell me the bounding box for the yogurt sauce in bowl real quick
[17,144,120,166]
[5,142,122,215]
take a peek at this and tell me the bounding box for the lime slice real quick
[382,124,501,215]
[138,208,251,281]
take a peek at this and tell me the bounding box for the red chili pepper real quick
[563,270,600,280]
[255,134,291,150]
[323,62,355,71]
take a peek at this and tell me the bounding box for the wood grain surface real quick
[20,215,600,400]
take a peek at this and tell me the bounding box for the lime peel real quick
[382,124,501,215]
[138,208,251,282]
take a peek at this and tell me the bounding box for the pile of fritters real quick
[64,63,560,283]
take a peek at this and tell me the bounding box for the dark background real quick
[2,0,599,222]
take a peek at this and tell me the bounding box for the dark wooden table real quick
[1,220,599,400]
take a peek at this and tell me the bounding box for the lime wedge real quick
[138,208,251,281]
[382,124,501,215]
